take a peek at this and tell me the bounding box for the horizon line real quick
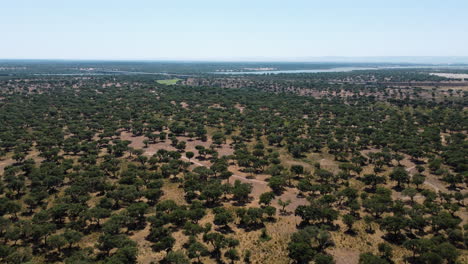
[1,56,468,65]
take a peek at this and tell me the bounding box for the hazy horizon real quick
[2,56,468,65]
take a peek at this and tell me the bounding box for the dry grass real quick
[19,131,463,264]
[161,179,187,206]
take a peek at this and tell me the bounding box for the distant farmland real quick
[156,78,181,85]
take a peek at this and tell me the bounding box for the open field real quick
[430,72,468,80]
[156,78,182,85]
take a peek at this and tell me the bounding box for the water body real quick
[33,71,194,77]
[34,70,165,76]
[212,67,376,75]
[212,65,468,75]
[31,66,468,76]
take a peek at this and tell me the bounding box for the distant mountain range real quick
[294,56,468,64]
[1,57,468,65]
[205,56,468,64]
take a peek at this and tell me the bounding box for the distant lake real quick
[212,67,378,75]
[212,65,468,75]
[30,65,468,76]
[36,69,367,76]
[34,70,165,76]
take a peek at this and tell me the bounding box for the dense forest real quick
[0,66,466,264]
[184,70,468,103]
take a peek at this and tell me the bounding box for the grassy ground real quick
[156,78,181,85]
[4,127,466,264]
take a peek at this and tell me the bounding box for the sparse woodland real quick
[0,70,466,264]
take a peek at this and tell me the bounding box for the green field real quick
[156,78,181,85]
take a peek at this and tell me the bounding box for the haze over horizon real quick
[2,0,468,61]
[3,56,468,65]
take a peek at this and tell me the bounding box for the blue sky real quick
[1,0,468,60]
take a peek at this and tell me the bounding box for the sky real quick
[1,0,468,61]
